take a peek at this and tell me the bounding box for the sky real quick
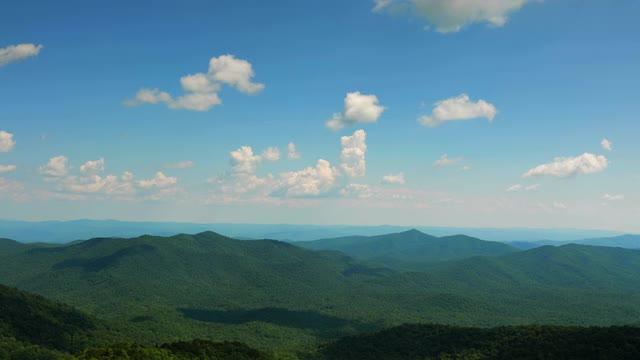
[1,0,639,232]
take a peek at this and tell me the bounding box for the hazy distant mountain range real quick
[0,219,628,244]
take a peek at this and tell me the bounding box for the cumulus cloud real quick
[137,172,177,189]
[0,165,16,174]
[0,131,16,152]
[208,54,265,94]
[603,193,624,201]
[0,43,43,66]
[261,147,281,162]
[340,130,367,177]
[164,160,194,169]
[373,0,533,33]
[279,159,340,197]
[326,92,386,131]
[523,153,608,178]
[125,54,261,111]
[287,142,301,160]
[381,172,406,185]
[80,158,105,174]
[434,154,462,167]
[39,155,68,177]
[601,138,612,151]
[419,94,496,127]
[228,145,280,174]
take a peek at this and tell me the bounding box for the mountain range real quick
[1,229,640,354]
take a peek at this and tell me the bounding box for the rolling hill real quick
[295,229,519,270]
[2,231,640,353]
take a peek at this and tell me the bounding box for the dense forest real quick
[2,284,640,359]
[2,231,640,358]
[321,324,640,360]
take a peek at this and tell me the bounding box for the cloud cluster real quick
[0,43,43,66]
[523,153,608,178]
[125,54,263,111]
[326,92,386,131]
[373,0,533,33]
[601,138,612,151]
[209,130,370,202]
[36,156,180,200]
[419,94,496,127]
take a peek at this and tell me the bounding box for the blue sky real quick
[1,0,639,232]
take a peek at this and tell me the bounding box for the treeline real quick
[321,323,640,359]
[0,338,286,360]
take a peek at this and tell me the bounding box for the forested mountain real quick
[431,244,640,291]
[2,232,640,354]
[321,323,640,360]
[295,229,519,270]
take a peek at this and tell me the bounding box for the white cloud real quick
[553,202,567,209]
[434,154,462,167]
[525,184,540,191]
[601,138,612,151]
[279,159,339,197]
[137,171,177,189]
[0,43,43,66]
[381,172,406,185]
[340,183,373,198]
[506,183,539,192]
[0,177,24,193]
[39,155,68,177]
[0,165,16,174]
[373,0,533,33]
[261,147,281,162]
[80,158,105,174]
[523,153,608,178]
[180,73,220,93]
[169,92,222,111]
[125,54,261,111]
[505,184,522,192]
[164,160,194,169]
[419,94,496,127]
[208,54,265,94]
[287,142,301,160]
[462,165,472,171]
[326,92,386,131]
[228,145,282,174]
[603,193,624,201]
[0,131,16,152]
[340,130,367,177]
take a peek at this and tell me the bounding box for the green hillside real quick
[0,283,111,358]
[2,232,640,354]
[321,323,640,360]
[431,244,640,291]
[295,229,519,270]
